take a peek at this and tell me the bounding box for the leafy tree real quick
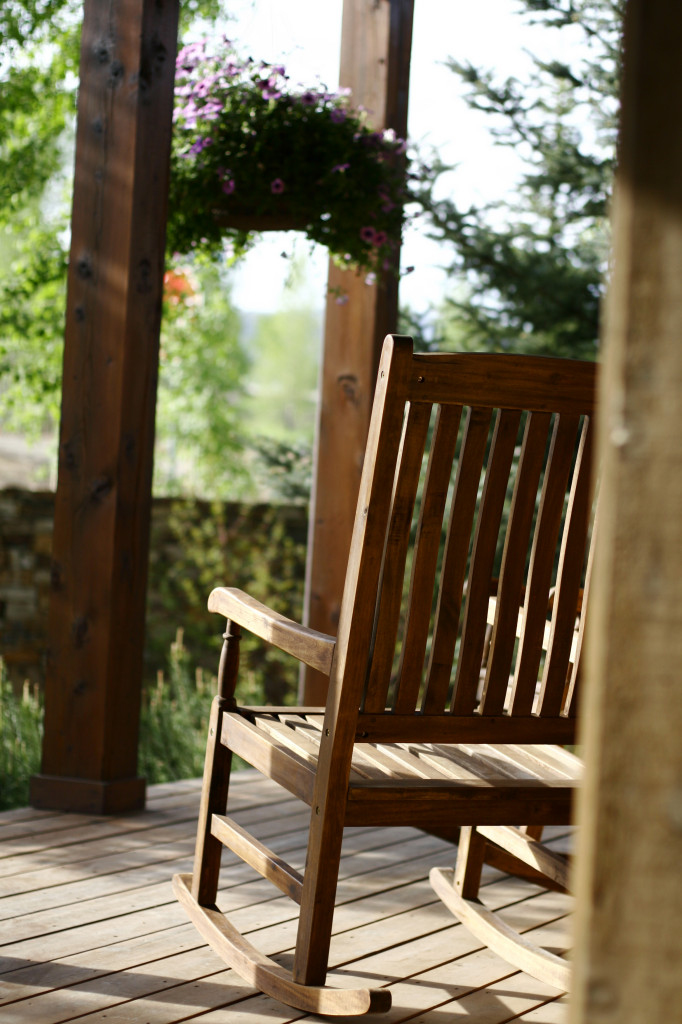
[1,0,257,498]
[154,263,251,498]
[420,0,623,359]
[244,306,320,444]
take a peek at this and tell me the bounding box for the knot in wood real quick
[72,616,89,649]
[76,256,93,281]
[337,373,360,407]
[90,476,113,504]
[109,60,124,85]
[93,39,111,64]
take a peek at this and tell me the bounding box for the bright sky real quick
[216,0,582,316]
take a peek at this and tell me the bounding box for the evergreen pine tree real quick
[420,0,623,358]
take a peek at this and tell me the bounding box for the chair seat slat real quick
[352,743,426,779]
[485,742,579,781]
[374,742,454,779]
[513,743,583,779]
[252,714,372,781]
[396,743,489,781]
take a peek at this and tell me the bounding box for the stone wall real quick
[0,490,54,688]
[0,489,308,690]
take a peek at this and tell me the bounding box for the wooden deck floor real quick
[0,772,572,1024]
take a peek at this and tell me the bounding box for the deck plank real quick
[0,773,570,1024]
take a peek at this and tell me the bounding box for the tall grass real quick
[0,662,44,811]
[138,628,215,783]
[0,631,257,811]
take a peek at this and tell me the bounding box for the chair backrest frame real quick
[321,336,597,764]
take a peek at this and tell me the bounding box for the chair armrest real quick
[208,587,336,676]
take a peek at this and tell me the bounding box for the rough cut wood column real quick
[30,0,180,814]
[302,0,414,703]
[570,2,682,1020]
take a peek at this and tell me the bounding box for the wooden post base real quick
[30,774,146,815]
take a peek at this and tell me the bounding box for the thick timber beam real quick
[31,0,180,814]
[302,0,414,703]
[570,1,682,1020]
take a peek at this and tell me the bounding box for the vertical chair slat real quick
[451,409,522,715]
[538,417,594,716]
[564,496,599,717]
[422,406,492,714]
[480,412,553,716]
[363,401,432,713]
[393,404,462,714]
[510,414,582,716]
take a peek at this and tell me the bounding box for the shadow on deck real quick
[0,772,571,1023]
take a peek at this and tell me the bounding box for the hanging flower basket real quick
[167,39,411,276]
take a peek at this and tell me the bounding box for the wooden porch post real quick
[302,0,414,703]
[30,0,180,814]
[570,0,682,1019]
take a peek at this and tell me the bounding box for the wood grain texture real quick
[571,3,682,1022]
[35,0,180,812]
[363,400,432,713]
[452,409,522,713]
[424,406,492,713]
[209,588,335,676]
[409,353,595,413]
[173,873,391,1015]
[538,419,594,717]
[510,415,582,716]
[394,404,462,713]
[477,826,570,891]
[191,696,233,905]
[0,776,579,1024]
[210,814,304,903]
[430,867,571,991]
[481,413,553,715]
[302,0,415,705]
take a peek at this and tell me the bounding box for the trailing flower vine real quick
[167,38,412,278]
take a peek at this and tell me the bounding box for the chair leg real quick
[430,823,571,992]
[454,825,487,899]
[191,622,241,906]
[174,621,391,1015]
[191,694,233,904]
[293,802,347,987]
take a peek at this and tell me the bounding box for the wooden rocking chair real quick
[173,335,596,1015]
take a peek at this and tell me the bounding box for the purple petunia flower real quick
[330,108,346,124]
[373,231,387,248]
[271,178,285,194]
[222,179,236,195]
[201,100,224,121]
[188,136,213,156]
[300,91,317,106]
[360,226,376,244]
